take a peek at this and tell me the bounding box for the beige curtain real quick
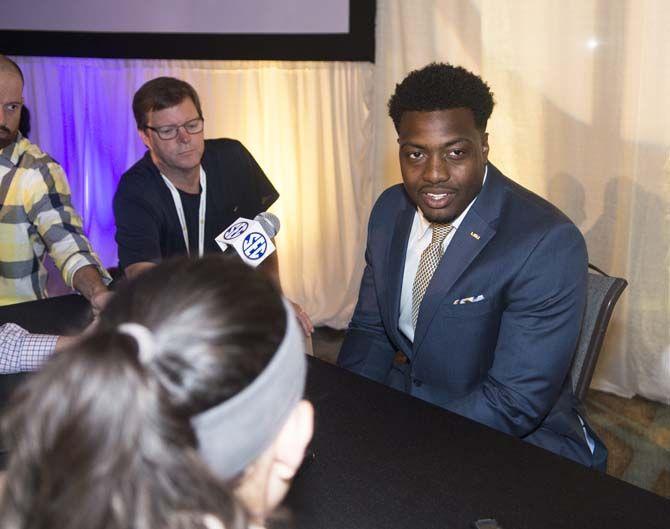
[189,61,375,328]
[373,0,670,403]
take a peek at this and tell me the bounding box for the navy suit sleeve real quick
[337,201,397,383]
[445,222,587,437]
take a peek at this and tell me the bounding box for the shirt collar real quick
[415,164,488,239]
[0,133,26,167]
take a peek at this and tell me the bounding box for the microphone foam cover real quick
[255,212,280,238]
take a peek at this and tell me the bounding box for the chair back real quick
[571,269,627,402]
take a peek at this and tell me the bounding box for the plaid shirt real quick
[0,135,111,306]
[0,322,56,374]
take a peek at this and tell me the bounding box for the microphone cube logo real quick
[215,217,276,266]
[223,221,249,241]
[242,232,268,260]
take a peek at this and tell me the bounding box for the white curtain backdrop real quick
[14,57,374,328]
[12,0,670,403]
[373,0,670,403]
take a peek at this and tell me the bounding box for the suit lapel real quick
[385,197,415,352]
[412,164,506,353]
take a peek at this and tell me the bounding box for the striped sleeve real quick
[20,151,111,287]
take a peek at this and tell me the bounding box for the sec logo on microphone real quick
[242,232,267,260]
[223,221,249,240]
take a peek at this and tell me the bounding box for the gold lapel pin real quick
[470,231,481,240]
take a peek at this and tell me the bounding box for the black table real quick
[1,296,669,529]
[290,358,670,529]
[0,293,93,335]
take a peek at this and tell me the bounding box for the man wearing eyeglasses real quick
[114,76,280,280]
[0,56,111,310]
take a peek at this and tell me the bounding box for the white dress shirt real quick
[398,167,487,343]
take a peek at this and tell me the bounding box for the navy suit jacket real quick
[338,164,600,467]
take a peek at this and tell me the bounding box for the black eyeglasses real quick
[145,117,204,140]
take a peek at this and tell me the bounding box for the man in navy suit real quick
[337,63,605,468]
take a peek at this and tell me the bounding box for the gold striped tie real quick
[411,223,454,328]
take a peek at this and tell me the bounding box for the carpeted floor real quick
[311,327,670,499]
[585,390,670,498]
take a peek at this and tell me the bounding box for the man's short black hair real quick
[388,62,494,132]
[132,77,203,129]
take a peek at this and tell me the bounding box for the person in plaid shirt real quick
[0,55,111,309]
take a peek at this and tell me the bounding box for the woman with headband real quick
[0,256,314,529]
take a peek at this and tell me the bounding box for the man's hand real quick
[291,301,314,337]
[54,334,80,353]
[54,315,101,353]
[90,289,113,316]
[72,265,112,316]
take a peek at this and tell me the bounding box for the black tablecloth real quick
[0,293,92,335]
[288,358,670,529]
[1,295,669,528]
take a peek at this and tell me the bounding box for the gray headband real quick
[191,298,307,481]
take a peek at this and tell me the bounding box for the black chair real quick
[570,265,628,402]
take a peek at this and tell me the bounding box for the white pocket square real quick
[453,294,485,305]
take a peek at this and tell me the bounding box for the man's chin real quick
[0,132,17,150]
[157,158,202,176]
[175,151,204,168]
[419,206,457,225]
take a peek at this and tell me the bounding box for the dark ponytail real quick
[0,328,246,529]
[1,256,287,529]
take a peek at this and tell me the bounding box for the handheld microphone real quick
[215,212,280,267]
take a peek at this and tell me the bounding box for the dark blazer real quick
[338,164,602,467]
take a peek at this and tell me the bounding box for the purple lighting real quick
[15,56,147,268]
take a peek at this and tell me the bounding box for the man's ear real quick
[272,400,314,481]
[481,132,490,162]
[138,128,151,149]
